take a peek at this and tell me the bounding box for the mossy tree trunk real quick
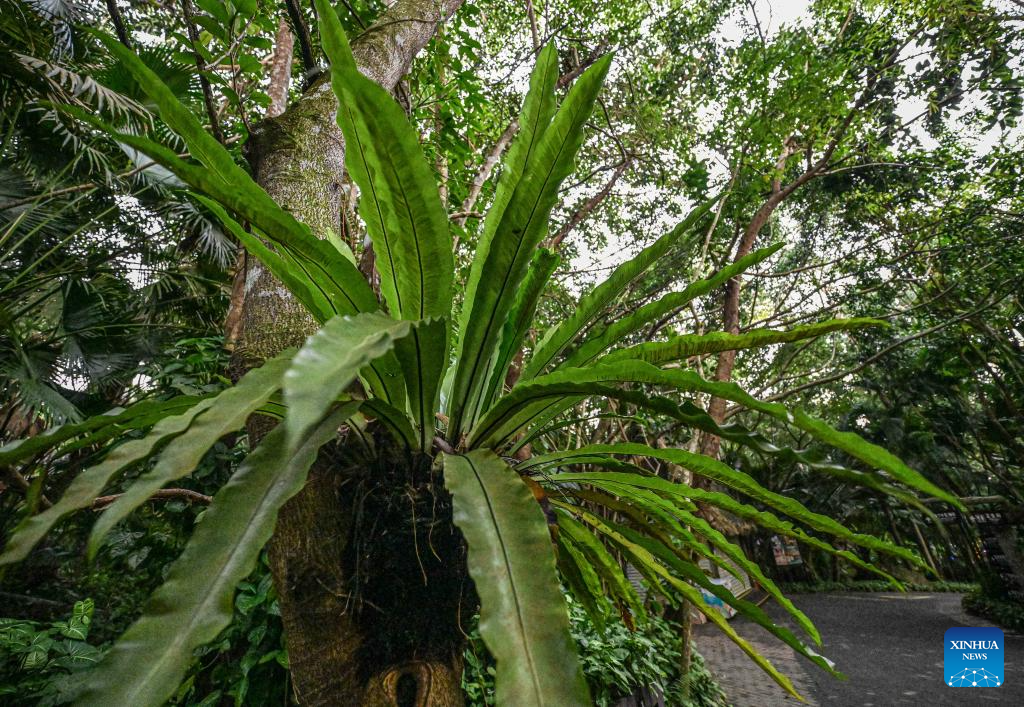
[233,2,466,704]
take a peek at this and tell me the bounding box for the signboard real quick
[938,509,1023,599]
[771,535,803,566]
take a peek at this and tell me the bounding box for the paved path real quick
[694,592,1023,706]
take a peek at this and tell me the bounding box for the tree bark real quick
[267,19,295,119]
[235,2,466,704]
[698,190,787,459]
[699,136,805,460]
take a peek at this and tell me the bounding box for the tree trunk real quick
[265,443,468,706]
[698,191,787,460]
[698,137,803,460]
[234,2,466,704]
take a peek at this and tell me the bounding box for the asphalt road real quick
[694,592,1023,706]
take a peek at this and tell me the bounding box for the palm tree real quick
[0,5,962,705]
[0,0,234,433]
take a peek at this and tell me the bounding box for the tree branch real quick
[266,18,294,118]
[92,488,212,511]
[104,0,132,48]
[454,120,517,228]
[285,0,317,86]
[180,0,225,144]
[547,156,631,248]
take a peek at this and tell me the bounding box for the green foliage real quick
[0,600,102,704]
[0,568,291,707]
[455,40,559,408]
[780,580,977,594]
[963,590,1024,633]
[462,598,728,707]
[601,319,885,367]
[142,337,230,397]
[553,244,787,372]
[673,651,729,707]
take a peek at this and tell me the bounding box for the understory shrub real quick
[963,590,1024,633]
[780,580,977,594]
[0,600,102,705]
[463,595,727,707]
[0,554,288,706]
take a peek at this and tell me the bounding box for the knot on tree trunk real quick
[364,660,465,707]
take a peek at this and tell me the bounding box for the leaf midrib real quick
[464,454,545,702]
[455,96,587,433]
[105,433,311,706]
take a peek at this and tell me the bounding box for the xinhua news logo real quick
[945,627,1004,687]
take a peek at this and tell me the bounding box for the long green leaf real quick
[447,53,611,438]
[564,505,804,700]
[393,317,447,449]
[318,0,453,320]
[73,405,355,707]
[553,473,904,585]
[556,511,647,622]
[557,243,784,370]
[570,484,819,646]
[670,505,819,644]
[600,392,931,513]
[565,484,742,581]
[470,360,776,448]
[560,467,821,626]
[513,389,929,515]
[0,398,215,566]
[454,44,559,420]
[555,532,607,629]
[87,353,295,558]
[454,42,558,407]
[564,485,743,591]
[201,193,404,408]
[522,195,719,380]
[478,44,559,252]
[90,30,236,181]
[444,450,589,706]
[609,519,841,679]
[527,442,921,567]
[479,247,560,413]
[601,318,886,365]
[0,396,206,468]
[471,359,962,509]
[790,409,955,506]
[284,313,413,448]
